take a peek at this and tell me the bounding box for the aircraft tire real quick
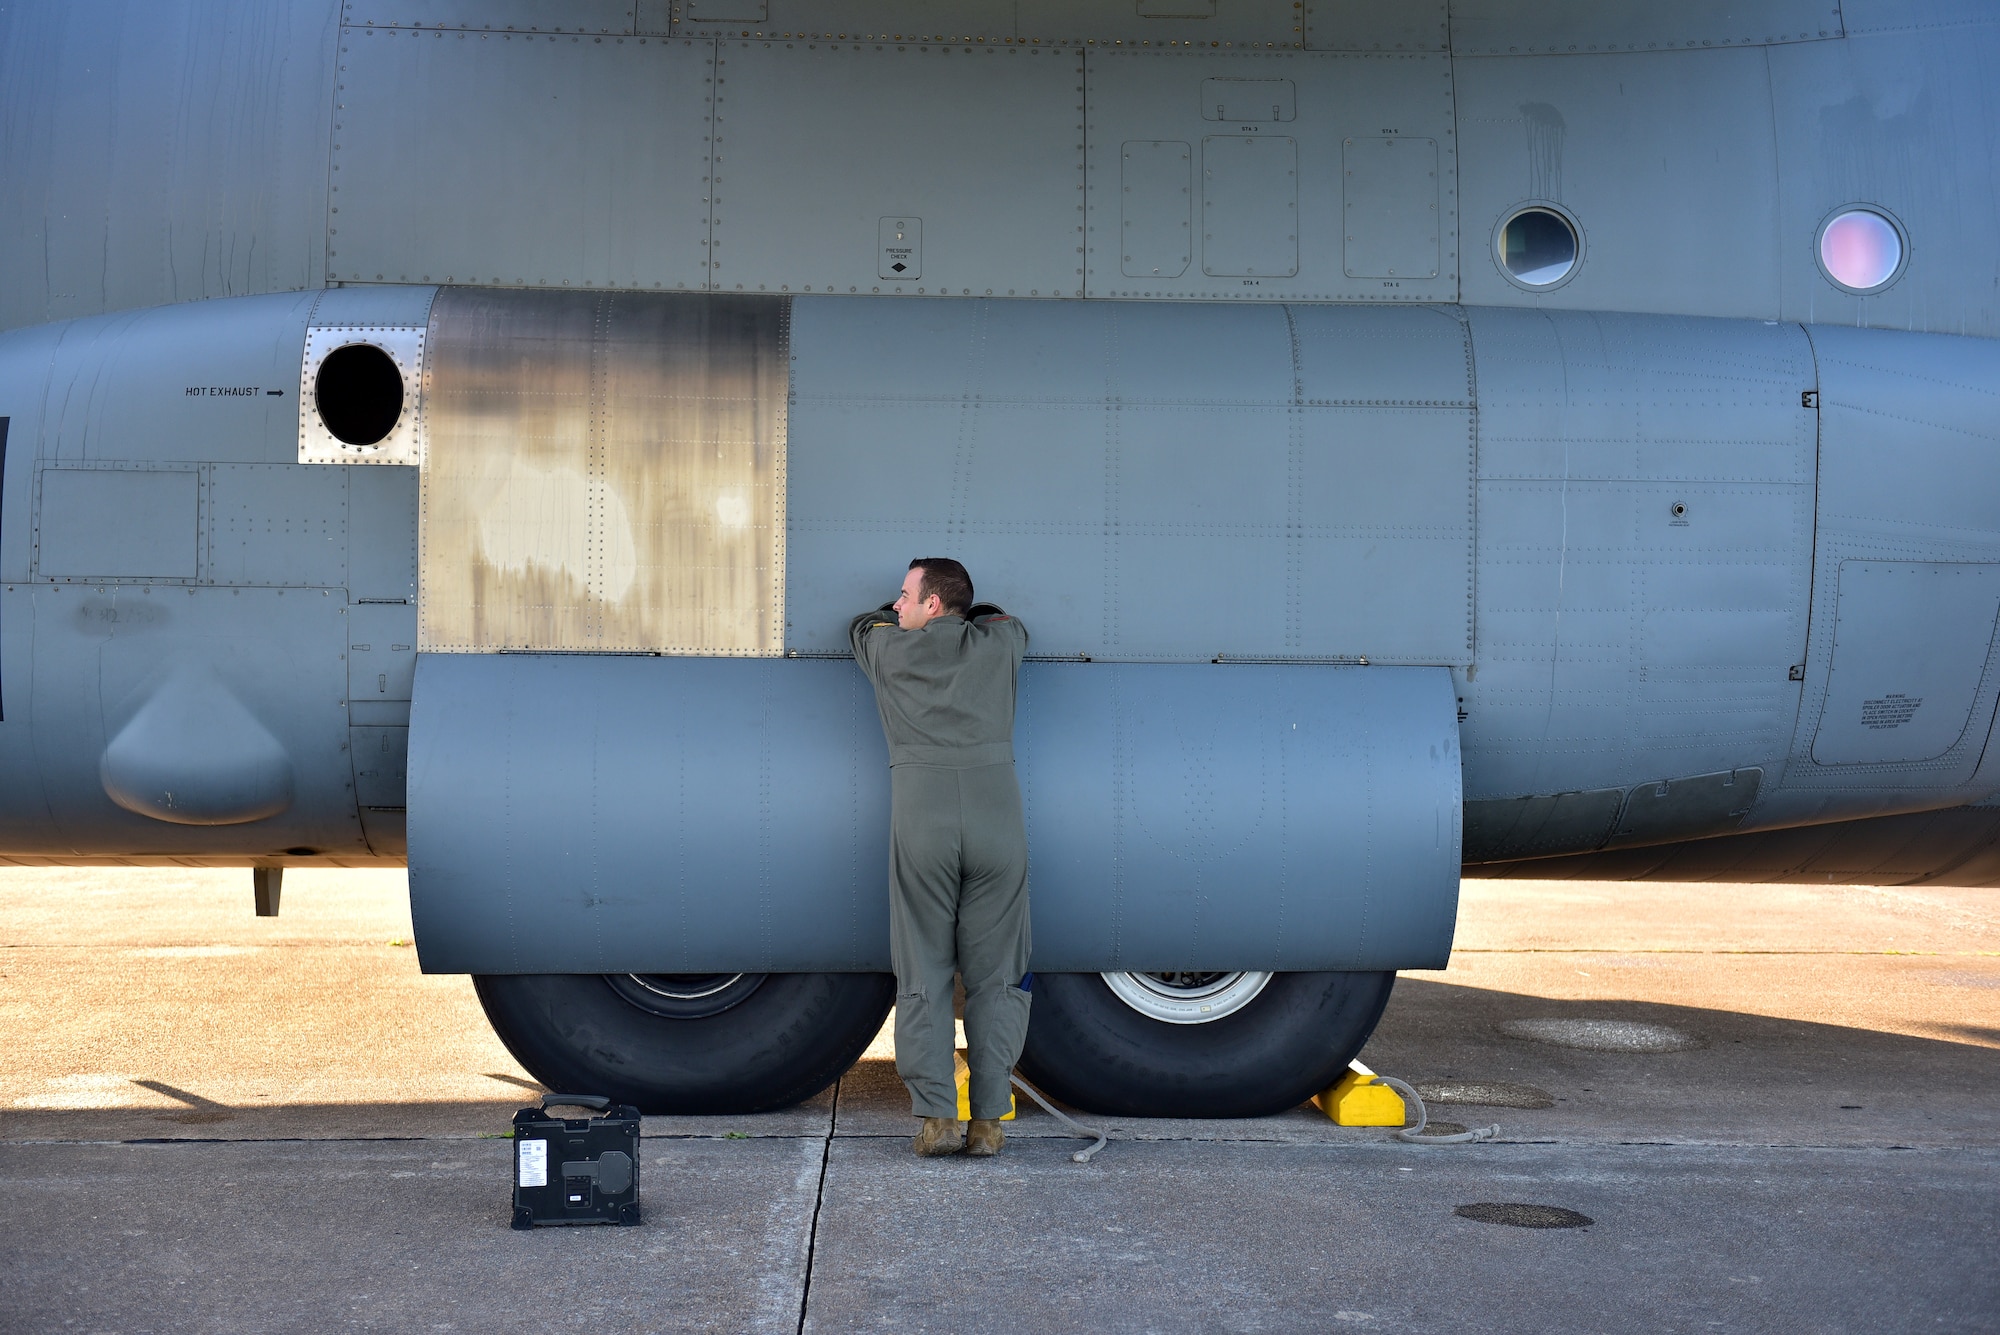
[1017,970,1396,1117]
[473,971,895,1115]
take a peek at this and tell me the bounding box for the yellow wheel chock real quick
[1315,1060,1407,1126]
[954,1050,1017,1121]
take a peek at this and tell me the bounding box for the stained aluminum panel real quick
[407,653,1460,973]
[1085,50,1457,302]
[328,29,713,291]
[708,43,1084,299]
[419,288,787,654]
[786,296,1474,664]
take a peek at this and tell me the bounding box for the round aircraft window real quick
[1817,207,1906,294]
[1494,206,1581,289]
[315,342,404,447]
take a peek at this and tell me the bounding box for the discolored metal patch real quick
[419,288,788,655]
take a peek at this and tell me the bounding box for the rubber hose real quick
[1374,1075,1500,1145]
[1010,1072,1109,1163]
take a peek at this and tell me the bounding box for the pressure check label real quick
[517,1137,548,1188]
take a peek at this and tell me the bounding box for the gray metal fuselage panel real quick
[3,3,1995,338]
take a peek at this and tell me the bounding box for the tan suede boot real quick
[911,1116,965,1157]
[964,1118,1005,1157]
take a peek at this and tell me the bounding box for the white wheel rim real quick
[1100,970,1273,1024]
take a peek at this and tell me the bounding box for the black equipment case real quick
[510,1094,642,1229]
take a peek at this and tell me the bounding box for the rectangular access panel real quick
[407,654,1462,974]
[1121,141,1193,279]
[1342,136,1440,279]
[1811,562,2000,766]
[35,468,200,580]
[709,42,1085,299]
[1202,135,1299,277]
[328,29,713,291]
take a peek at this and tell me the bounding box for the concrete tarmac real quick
[4,868,1997,1332]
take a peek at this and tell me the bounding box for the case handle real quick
[540,1093,611,1113]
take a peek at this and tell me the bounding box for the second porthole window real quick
[1494,205,1582,290]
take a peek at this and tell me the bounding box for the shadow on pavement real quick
[7,977,1996,1148]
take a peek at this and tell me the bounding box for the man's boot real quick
[964,1118,1005,1157]
[912,1116,965,1157]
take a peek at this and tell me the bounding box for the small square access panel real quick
[880,217,922,280]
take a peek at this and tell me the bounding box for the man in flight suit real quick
[850,558,1031,1158]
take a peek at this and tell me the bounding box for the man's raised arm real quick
[967,603,1028,654]
[850,603,899,672]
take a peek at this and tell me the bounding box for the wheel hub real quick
[1100,970,1273,1024]
[603,972,768,1020]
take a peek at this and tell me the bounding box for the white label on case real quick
[518,1138,548,1188]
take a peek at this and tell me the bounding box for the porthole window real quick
[1494,205,1581,290]
[315,342,405,447]
[1817,206,1906,294]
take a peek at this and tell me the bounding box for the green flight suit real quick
[851,604,1032,1121]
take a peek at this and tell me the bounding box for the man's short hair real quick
[909,557,973,616]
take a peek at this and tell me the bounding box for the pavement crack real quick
[795,1079,837,1334]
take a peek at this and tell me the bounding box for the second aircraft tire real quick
[1017,970,1396,1117]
